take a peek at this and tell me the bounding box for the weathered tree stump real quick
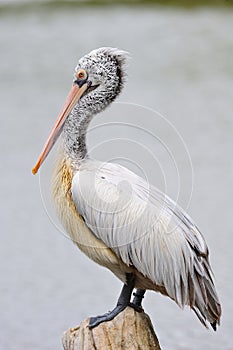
[62,306,161,350]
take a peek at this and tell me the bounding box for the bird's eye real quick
[76,69,87,81]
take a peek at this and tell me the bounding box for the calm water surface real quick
[1,4,233,350]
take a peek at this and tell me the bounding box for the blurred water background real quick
[1,1,233,349]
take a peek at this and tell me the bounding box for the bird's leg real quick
[129,289,146,312]
[132,289,146,307]
[89,273,135,329]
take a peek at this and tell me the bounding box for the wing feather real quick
[72,160,221,327]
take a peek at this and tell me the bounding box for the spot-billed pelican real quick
[32,47,221,330]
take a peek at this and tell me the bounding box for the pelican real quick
[32,47,221,330]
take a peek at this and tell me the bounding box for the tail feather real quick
[191,306,208,329]
[189,261,221,330]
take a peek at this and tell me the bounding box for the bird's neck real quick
[62,108,91,166]
[62,89,111,166]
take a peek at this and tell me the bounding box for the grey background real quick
[1,3,233,349]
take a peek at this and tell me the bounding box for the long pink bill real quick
[32,82,88,175]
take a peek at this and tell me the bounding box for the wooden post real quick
[62,306,161,350]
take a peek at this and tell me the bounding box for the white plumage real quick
[71,159,219,326]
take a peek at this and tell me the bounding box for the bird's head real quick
[75,47,128,102]
[32,47,128,175]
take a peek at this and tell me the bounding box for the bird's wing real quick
[72,160,221,327]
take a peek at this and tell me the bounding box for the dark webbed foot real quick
[89,304,126,328]
[89,273,135,329]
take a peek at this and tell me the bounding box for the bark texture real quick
[62,307,161,350]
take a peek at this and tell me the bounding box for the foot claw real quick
[89,316,105,329]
